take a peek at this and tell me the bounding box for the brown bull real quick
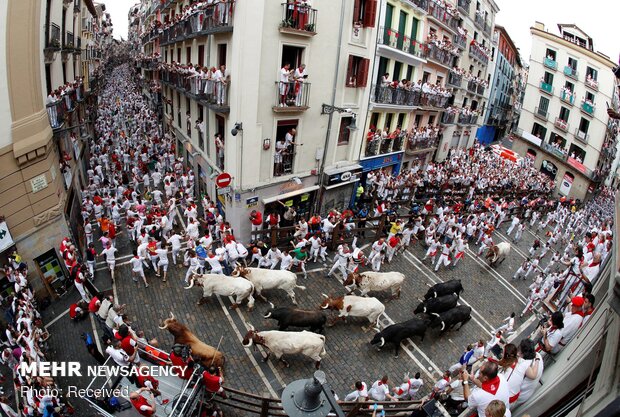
[159,312,225,368]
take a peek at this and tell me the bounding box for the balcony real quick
[581,101,595,116]
[585,76,599,91]
[365,134,406,158]
[476,84,485,95]
[64,31,75,50]
[160,1,234,46]
[161,70,230,113]
[378,27,428,64]
[458,114,478,125]
[407,135,440,154]
[574,128,589,144]
[554,117,569,132]
[469,43,489,66]
[273,81,310,112]
[543,57,558,70]
[560,90,575,106]
[447,72,463,88]
[541,142,568,161]
[534,106,549,121]
[427,43,455,67]
[46,23,61,51]
[370,84,450,109]
[279,3,317,36]
[564,65,578,79]
[441,112,456,125]
[453,33,466,49]
[539,81,553,95]
[427,1,460,33]
[407,0,429,12]
[457,0,471,14]
[466,79,477,94]
[274,149,296,177]
[46,100,66,130]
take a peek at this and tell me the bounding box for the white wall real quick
[0,0,12,149]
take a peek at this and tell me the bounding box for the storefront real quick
[0,221,17,297]
[359,152,404,185]
[321,165,363,213]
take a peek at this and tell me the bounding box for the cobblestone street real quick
[44,213,550,411]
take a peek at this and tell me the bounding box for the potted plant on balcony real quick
[304,23,315,32]
[50,38,61,49]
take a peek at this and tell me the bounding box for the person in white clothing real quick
[368,238,387,263]
[327,243,351,281]
[494,312,516,334]
[435,242,452,272]
[368,376,395,402]
[558,297,584,349]
[279,250,293,271]
[393,372,423,400]
[462,362,511,417]
[423,238,441,264]
[343,381,368,402]
[185,250,200,283]
[100,242,118,281]
[513,340,543,407]
[205,251,224,274]
[506,216,520,236]
[155,244,170,282]
[130,249,149,288]
[167,232,183,264]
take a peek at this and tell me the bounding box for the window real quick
[274,120,298,176]
[346,55,370,87]
[353,0,377,27]
[218,44,227,67]
[370,112,380,129]
[422,71,430,83]
[338,117,353,145]
[282,45,304,68]
[385,113,394,130]
[559,107,570,121]
[428,115,435,125]
[197,104,204,150]
[177,92,181,127]
[578,117,589,134]
[198,45,204,67]
[177,48,181,62]
[543,71,554,85]
[586,66,598,80]
[564,81,574,92]
[568,143,586,161]
[397,113,405,128]
[538,96,549,115]
[414,114,422,127]
[186,46,191,64]
[567,57,577,70]
[406,65,414,81]
[585,92,595,102]
[549,132,566,147]
[392,62,402,81]
[545,48,556,60]
[186,98,191,137]
[532,122,547,140]
[436,75,443,86]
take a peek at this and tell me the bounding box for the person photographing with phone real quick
[461,361,512,417]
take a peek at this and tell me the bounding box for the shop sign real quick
[325,168,363,186]
[217,186,231,195]
[559,173,574,195]
[300,193,310,202]
[359,153,403,172]
[0,222,15,253]
[246,196,259,208]
[31,174,48,193]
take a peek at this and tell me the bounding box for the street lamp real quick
[314,104,358,213]
[281,371,345,417]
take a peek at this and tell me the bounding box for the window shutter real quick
[363,0,377,28]
[353,0,361,24]
[358,58,370,87]
[346,55,355,87]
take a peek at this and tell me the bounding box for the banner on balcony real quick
[567,157,586,174]
[559,172,574,195]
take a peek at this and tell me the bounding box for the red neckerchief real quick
[481,376,501,395]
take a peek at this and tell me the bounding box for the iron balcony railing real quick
[454,33,466,49]
[279,2,317,34]
[543,57,558,70]
[458,114,478,125]
[564,65,579,79]
[447,72,463,87]
[428,1,460,32]
[407,135,439,153]
[584,76,599,91]
[469,43,489,65]
[474,13,485,31]
[46,99,65,129]
[65,31,74,49]
[427,43,455,67]
[365,134,407,157]
[574,128,590,144]
[160,1,234,46]
[554,117,569,132]
[441,112,456,125]
[561,90,575,106]
[161,70,230,112]
[539,81,553,94]
[534,106,549,120]
[581,101,595,116]
[477,84,485,95]
[48,23,61,48]
[274,81,311,110]
[541,141,568,161]
[378,27,428,59]
[457,0,471,14]
[370,84,451,108]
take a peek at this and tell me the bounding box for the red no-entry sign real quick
[215,172,232,188]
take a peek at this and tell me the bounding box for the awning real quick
[262,185,320,204]
[324,164,363,176]
[324,181,357,191]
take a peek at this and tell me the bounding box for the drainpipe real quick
[314,0,346,213]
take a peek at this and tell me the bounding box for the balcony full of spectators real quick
[279,2,317,36]
[46,78,86,131]
[584,74,599,91]
[468,40,490,66]
[159,0,234,46]
[427,33,459,67]
[160,62,230,113]
[365,127,411,157]
[371,77,452,109]
[427,0,460,33]
[560,87,575,106]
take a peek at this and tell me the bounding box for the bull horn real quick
[263,311,272,318]
[441,321,446,331]
[245,321,255,331]
[242,338,253,347]
[184,278,195,290]
[269,302,275,309]
[417,298,424,302]
[169,312,175,320]
[423,307,427,313]
[321,293,329,299]
[425,283,433,287]
[380,337,385,347]
[431,312,440,317]
[158,322,168,330]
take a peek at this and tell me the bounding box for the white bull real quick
[242,324,326,369]
[343,271,405,298]
[231,266,306,305]
[486,242,511,267]
[319,294,385,331]
[185,274,255,309]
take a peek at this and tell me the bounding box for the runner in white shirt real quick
[205,252,223,274]
[100,243,118,280]
[280,250,293,271]
[368,377,394,401]
[343,381,369,402]
[462,363,511,417]
[308,235,321,262]
[130,250,149,288]
[155,246,170,282]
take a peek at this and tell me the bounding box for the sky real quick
[494,0,619,66]
[104,0,620,66]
